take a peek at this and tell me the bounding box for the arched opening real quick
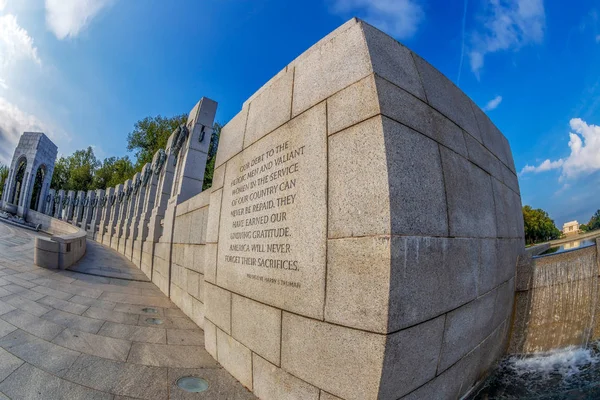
[10,158,27,205]
[29,165,46,211]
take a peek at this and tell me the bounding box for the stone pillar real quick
[64,190,75,221]
[104,184,123,247]
[72,190,85,227]
[54,190,64,219]
[82,190,95,232]
[121,174,140,257]
[90,189,105,240]
[44,189,55,215]
[146,143,177,292]
[159,97,216,296]
[97,187,114,243]
[17,170,31,217]
[133,162,158,269]
[137,151,163,275]
[112,180,131,252]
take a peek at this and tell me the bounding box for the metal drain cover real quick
[145,317,164,325]
[142,307,158,314]
[176,376,209,393]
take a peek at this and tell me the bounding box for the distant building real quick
[562,220,580,236]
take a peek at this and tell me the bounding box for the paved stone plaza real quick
[0,221,255,399]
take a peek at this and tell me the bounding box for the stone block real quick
[244,67,294,147]
[291,21,372,117]
[204,318,217,359]
[464,132,503,181]
[361,22,425,101]
[320,392,343,400]
[212,164,226,190]
[378,316,445,399]
[216,103,327,319]
[388,236,479,330]
[281,312,384,400]
[204,282,231,334]
[205,189,222,243]
[253,354,319,400]
[204,243,217,284]
[492,278,515,329]
[325,236,392,333]
[502,163,520,193]
[375,75,468,158]
[216,328,253,390]
[188,208,205,245]
[471,101,510,167]
[437,288,497,372]
[215,107,248,168]
[413,53,481,142]
[186,269,203,300]
[232,294,281,365]
[327,74,380,135]
[329,116,447,238]
[492,178,523,239]
[440,146,497,238]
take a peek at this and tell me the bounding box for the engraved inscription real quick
[216,105,327,318]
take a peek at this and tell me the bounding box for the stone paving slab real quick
[0,222,256,399]
[0,330,80,377]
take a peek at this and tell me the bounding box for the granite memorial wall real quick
[28,18,524,400]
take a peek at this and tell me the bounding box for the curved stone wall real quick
[20,17,525,400]
[202,18,524,400]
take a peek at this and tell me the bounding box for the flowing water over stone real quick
[470,342,600,399]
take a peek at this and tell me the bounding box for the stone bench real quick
[28,210,87,269]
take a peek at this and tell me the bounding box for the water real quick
[539,239,596,256]
[470,343,600,399]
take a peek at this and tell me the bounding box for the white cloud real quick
[469,0,545,77]
[45,0,114,40]
[483,95,503,111]
[520,159,564,175]
[0,97,51,164]
[330,0,424,39]
[0,0,6,12]
[520,118,600,179]
[0,14,41,67]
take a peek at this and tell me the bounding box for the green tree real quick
[93,156,135,189]
[203,122,221,190]
[126,114,188,171]
[0,163,8,198]
[586,210,600,231]
[522,205,562,245]
[50,156,69,190]
[50,147,99,191]
[65,147,99,191]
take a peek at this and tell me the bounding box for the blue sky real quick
[0,0,599,227]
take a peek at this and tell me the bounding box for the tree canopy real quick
[49,113,221,193]
[0,163,8,198]
[583,210,600,232]
[522,205,562,245]
[127,114,188,171]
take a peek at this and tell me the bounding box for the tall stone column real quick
[137,151,163,275]
[104,184,123,247]
[97,187,114,243]
[133,162,158,269]
[54,190,64,219]
[65,190,75,221]
[72,190,85,227]
[122,173,141,257]
[44,189,55,215]
[145,143,177,292]
[112,180,131,252]
[82,190,95,232]
[90,189,105,240]
[159,97,216,296]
